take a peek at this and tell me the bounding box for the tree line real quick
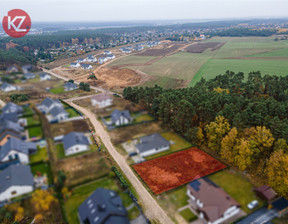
[123,71,288,196]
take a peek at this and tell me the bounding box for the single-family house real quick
[37,98,62,114]
[70,62,80,68]
[136,133,170,157]
[63,132,89,156]
[39,72,51,81]
[0,137,37,164]
[86,55,97,62]
[77,58,86,63]
[104,50,112,55]
[78,188,129,224]
[6,65,18,73]
[111,109,133,126]
[22,64,33,73]
[2,102,23,115]
[121,48,131,53]
[49,107,69,123]
[98,57,107,64]
[64,82,78,91]
[81,64,93,70]
[106,54,115,60]
[0,164,34,201]
[187,178,241,224]
[0,120,24,146]
[24,73,35,80]
[1,83,19,93]
[91,94,113,108]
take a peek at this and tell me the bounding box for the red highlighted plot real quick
[133,147,226,195]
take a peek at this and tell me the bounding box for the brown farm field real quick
[50,120,89,137]
[184,42,225,53]
[133,147,227,195]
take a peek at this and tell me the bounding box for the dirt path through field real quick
[64,100,174,224]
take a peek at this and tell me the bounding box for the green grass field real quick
[28,126,43,138]
[65,107,80,118]
[109,37,288,88]
[50,86,65,94]
[179,208,198,223]
[64,177,138,224]
[26,115,40,126]
[208,169,265,214]
[29,146,48,163]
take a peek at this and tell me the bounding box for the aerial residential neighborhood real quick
[1,1,288,224]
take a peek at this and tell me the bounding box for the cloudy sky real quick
[1,0,288,22]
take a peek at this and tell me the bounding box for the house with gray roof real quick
[98,57,107,64]
[2,102,23,116]
[22,64,33,73]
[81,63,93,70]
[86,55,97,62]
[136,133,170,157]
[6,65,18,73]
[70,62,80,68]
[49,107,68,123]
[1,83,19,93]
[64,82,78,91]
[78,188,129,224]
[111,109,133,126]
[106,54,115,60]
[24,73,36,80]
[63,132,90,156]
[77,58,86,63]
[0,137,37,164]
[39,72,51,81]
[0,112,19,123]
[37,97,62,114]
[0,164,34,202]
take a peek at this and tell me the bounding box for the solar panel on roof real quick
[189,179,201,192]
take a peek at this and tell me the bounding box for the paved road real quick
[64,101,174,224]
[237,208,278,224]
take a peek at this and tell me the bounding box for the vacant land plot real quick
[108,55,157,66]
[55,151,110,186]
[50,120,89,137]
[64,177,138,224]
[208,169,265,213]
[185,42,224,53]
[133,147,226,195]
[136,44,184,56]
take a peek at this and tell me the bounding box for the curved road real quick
[65,100,174,224]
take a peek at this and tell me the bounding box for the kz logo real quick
[2,9,31,38]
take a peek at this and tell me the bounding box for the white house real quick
[104,51,112,55]
[37,98,63,114]
[187,178,241,224]
[49,107,69,123]
[0,165,34,202]
[0,137,37,164]
[110,109,133,126]
[91,93,113,108]
[121,48,132,53]
[77,58,86,63]
[86,55,97,62]
[64,82,78,91]
[80,64,92,70]
[106,54,115,60]
[136,133,170,157]
[98,57,107,64]
[63,132,90,156]
[40,72,51,81]
[70,62,80,68]
[1,83,19,93]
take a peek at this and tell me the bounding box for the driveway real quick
[64,101,174,224]
[237,208,278,224]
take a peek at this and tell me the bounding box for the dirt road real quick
[0,99,5,107]
[64,101,174,224]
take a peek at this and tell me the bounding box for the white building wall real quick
[65,144,89,156]
[2,150,29,164]
[139,145,170,157]
[0,186,33,201]
[92,99,112,108]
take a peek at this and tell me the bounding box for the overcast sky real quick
[1,0,288,22]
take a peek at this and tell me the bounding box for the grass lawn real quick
[64,177,138,224]
[23,107,34,116]
[145,131,192,160]
[65,107,80,118]
[30,162,53,185]
[50,86,65,94]
[26,115,40,126]
[28,126,43,138]
[208,169,265,214]
[179,208,198,223]
[29,146,48,163]
[133,113,155,123]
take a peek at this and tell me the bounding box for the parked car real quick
[247,200,259,209]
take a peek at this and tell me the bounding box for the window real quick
[11,191,17,195]
[76,147,79,151]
